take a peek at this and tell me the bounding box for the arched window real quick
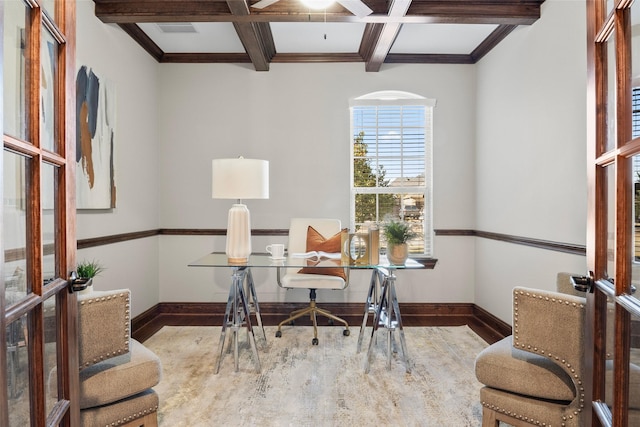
[349,91,436,257]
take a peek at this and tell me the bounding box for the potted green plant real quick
[383,219,417,265]
[75,259,104,291]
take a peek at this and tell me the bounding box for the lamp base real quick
[227,256,248,265]
[226,203,252,263]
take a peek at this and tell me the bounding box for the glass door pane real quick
[633,2,640,142]
[633,154,640,298]
[4,151,29,304]
[6,314,30,426]
[43,295,57,415]
[41,162,56,283]
[40,27,58,153]
[607,33,618,152]
[629,309,640,423]
[3,1,28,140]
[608,163,616,281]
[632,6,640,95]
[604,294,616,419]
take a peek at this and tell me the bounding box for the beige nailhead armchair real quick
[475,273,640,426]
[76,289,161,427]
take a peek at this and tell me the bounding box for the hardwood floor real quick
[132,301,510,345]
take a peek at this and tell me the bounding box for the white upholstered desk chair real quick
[276,218,350,345]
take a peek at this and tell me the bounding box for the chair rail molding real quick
[75,228,586,257]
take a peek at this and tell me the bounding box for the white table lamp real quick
[212,157,269,264]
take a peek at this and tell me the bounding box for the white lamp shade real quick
[212,158,269,200]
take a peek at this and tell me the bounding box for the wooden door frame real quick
[586,1,640,426]
[0,1,79,425]
[61,1,80,424]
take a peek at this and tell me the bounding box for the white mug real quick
[266,243,285,259]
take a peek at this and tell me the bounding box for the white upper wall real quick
[474,0,587,322]
[476,0,587,244]
[76,1,160,237]
[75,0,161,315]
[157,63,477,231]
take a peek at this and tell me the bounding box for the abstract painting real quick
[76,65,116,209]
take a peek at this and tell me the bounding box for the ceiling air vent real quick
[156,23,197,34]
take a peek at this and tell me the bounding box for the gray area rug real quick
[144,325,488,426]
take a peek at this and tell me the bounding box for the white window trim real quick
[349,91,436,257]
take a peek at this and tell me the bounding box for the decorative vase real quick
[387,243,409,265]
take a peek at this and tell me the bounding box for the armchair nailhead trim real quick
[508,289,586,423]
[481,401,552,426]
[107,404,158,426]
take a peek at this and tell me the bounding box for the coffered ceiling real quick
[92,0,546,72]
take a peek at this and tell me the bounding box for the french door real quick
[1,1,79,426]
[587,1,640,426]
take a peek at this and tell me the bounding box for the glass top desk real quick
[189,252,424,373]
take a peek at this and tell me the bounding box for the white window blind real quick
[349,92,435,257]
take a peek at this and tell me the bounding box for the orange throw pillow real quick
[298,226,347,280]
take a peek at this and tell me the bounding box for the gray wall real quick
[76,1,160,316]
[474,0,587,321]
[156,63,478,306]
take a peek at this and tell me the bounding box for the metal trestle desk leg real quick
[357,269,384,353]
[364,268,411,374]
[214,267,262,374]
[244,269,266,341]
